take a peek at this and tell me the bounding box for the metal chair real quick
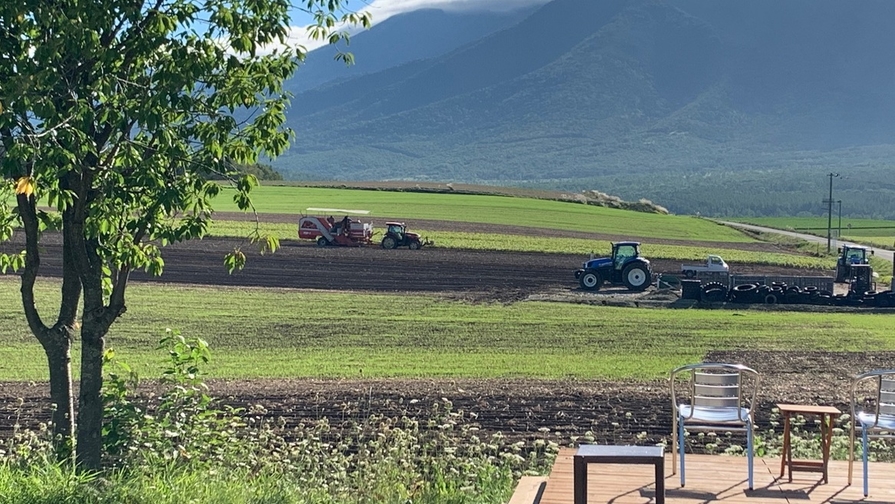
[670,363,760,490]
[848,369,895,497]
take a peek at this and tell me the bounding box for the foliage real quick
[0,0,369,467]
[102,331,248,469]
[1,278,893,381]
[0,334,556,503]
[208,162,284,181]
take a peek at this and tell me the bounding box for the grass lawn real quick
[1,278,890,382]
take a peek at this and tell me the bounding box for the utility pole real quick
[824,173,839,253]
[837,200,842,242]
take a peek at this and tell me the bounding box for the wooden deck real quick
[523,448,895,504]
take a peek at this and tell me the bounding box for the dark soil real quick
[8,214,818,297]
[0,350,883,448]
[0,217,863,448]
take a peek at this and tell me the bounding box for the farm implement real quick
[690,269,893,308]
[298,209,373,247]
[297,209,431,249]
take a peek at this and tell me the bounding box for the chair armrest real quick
[851,370,894,430]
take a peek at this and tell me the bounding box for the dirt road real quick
[718,220,895,264]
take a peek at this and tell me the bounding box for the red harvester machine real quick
[298,209,374,247]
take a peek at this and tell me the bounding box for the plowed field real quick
[0,217,858,447]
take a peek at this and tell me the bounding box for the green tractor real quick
[574,241,652,292]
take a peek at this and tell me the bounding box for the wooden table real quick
[573,444,665,504]
[777,403,841,483]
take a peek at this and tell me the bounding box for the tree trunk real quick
[17,192,79,459]
[39,331,75,459]
[76,320,106,470]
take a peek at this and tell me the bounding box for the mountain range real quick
[273,0,895,218]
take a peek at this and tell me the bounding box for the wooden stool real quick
[573,444,665,504]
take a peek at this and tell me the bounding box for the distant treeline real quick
[543,164,895,220]
[207,162,283,181]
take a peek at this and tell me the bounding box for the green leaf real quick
[224,249,246,273]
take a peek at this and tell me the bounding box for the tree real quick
[0,0,369,469]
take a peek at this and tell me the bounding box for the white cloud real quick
[279,0,549,53]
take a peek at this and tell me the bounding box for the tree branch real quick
[16,192,49,339]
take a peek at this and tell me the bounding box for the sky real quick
[283,0,550,52]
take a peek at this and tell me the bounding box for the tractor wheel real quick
[684,270,696,278]
[579,271,602,291]
[316,237,329,247]
[877,292,895,308]
[408,240,421,250]
[701,288,727,303]
[622,264,650,291]
[381,236,397,249]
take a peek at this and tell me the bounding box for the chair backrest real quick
[694,369,741,408]
[671,363,759,420]
[882,377,895,416]
[852,370,895,427]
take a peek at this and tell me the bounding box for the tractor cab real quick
[386,222,406,240]
[612,242,640,270]
[845,246,868,264]
[836,245,874,282]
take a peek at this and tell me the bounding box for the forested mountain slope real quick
[276,0,895,218]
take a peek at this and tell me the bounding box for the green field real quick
[733,216,895,241]
[4,188,889,385]
[215,185,756,242]
[208,185,834,269]
[208,220,833,269]
[1,278,890,382]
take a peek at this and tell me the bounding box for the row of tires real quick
[699,282,895,308]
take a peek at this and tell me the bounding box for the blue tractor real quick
[574,241,652,292]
